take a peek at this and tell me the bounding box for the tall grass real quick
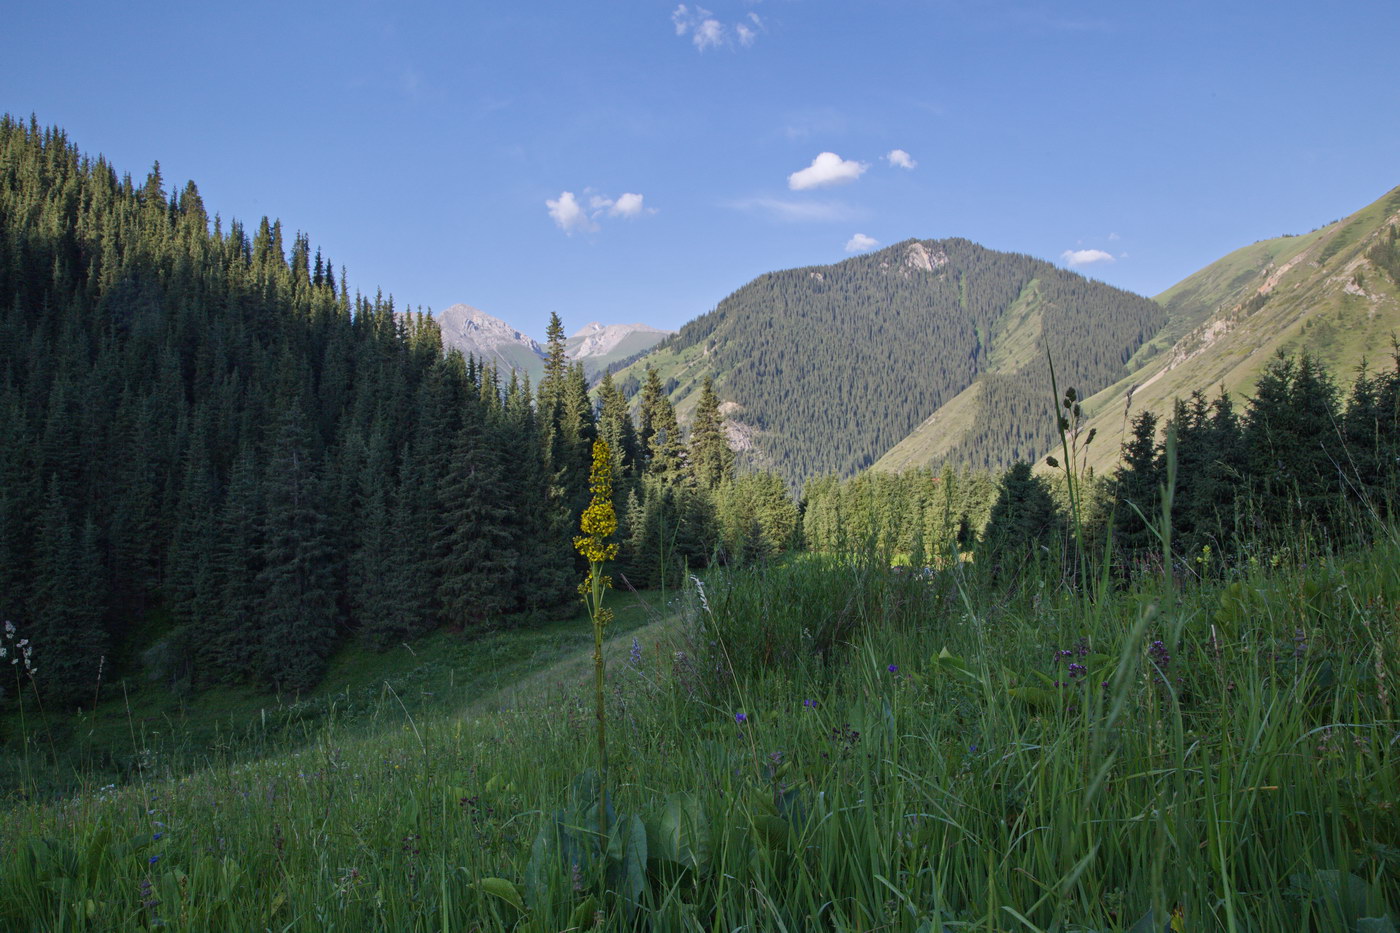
[2,522,1397,930]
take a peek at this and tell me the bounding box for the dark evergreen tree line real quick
[1109,350,1400,571]
[0,117,799,704]
[0,118,583,703]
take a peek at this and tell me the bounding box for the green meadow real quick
[3,514,1397,932]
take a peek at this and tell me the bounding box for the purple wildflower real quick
[887,664,899,674]
[735,712,748,724]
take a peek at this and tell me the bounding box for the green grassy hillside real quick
[1075,185,1400,473]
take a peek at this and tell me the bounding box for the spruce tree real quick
[435,411,517,630]
[31,478,108,704]
[1111,410,1161,564]
[689,376,734,490]
[979,461,1062,579]
[255,407,337,691]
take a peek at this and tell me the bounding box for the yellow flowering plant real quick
[575,439,618,841]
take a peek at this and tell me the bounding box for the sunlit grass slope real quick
[3,527,1397,930]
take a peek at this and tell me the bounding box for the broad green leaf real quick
[475,877,526,912]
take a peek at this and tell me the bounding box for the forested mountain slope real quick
[1071,184,1400,474]
[0,118,583,701]
[615,239,1165,485]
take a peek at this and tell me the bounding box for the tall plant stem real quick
[589,564,610,843]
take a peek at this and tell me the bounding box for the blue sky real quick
[5,1,1398,337]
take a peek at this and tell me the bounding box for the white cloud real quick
[886,149,917,170]
[672,4,692,35]
[1061,248,1115,267]
[788,152,867,190]
[672,4,759,50]
[610,192,646,218]
[727,197,857,223]
[547,191,596,235]
[694,18,725,49]
[845,233,879,253]
[549,190,653,234]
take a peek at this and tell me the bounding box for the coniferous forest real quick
[0,118,795,706]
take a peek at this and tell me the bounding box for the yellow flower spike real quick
[576,439,618,849]
[575,439,620,563]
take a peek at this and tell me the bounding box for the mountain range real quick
[613,185,1400,488]
[613,238,1165,484]
[427,304,672,382]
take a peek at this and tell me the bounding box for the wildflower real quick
[574,440,620,563]
[886,664,899,674]
[576,440,619,844]
[802,698,818,709]
[148,855,160,865]
[629,637,642,667]
[735,712,748,724]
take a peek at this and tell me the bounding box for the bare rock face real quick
[566,322,672,360]
[903,242,947,273]
[421,306,675,379]
[430,304,546,373]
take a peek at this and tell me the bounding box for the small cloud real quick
[694,17,725,49]
[727,197,857,223]
[886,149,917,170]
[1107,232,1120,242]
[610,192,646,218]
[547,191,596,235]
[788,152,867,191]
[551,190,653,233]
[1061,248,1115,267]
[737,11,763,45]
[672,4,760,51]
[845,233,879,253]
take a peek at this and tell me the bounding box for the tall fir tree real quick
[688,376,734,490]
[435,409,517,630]
[255,407,337,691]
